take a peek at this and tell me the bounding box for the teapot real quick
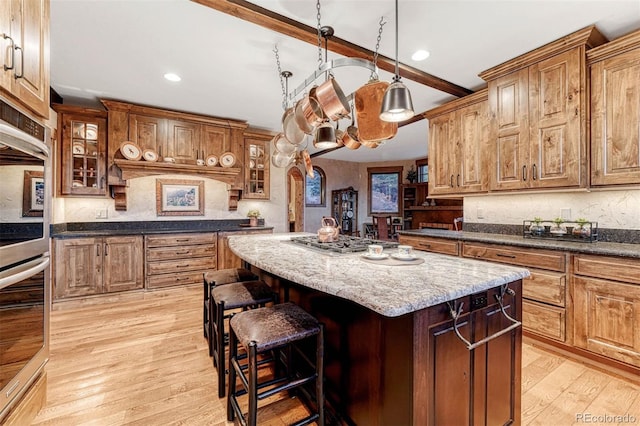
[317,216,340,243]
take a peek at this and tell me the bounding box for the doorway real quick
[287,167,304,232]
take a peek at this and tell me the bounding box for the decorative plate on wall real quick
[220,152,237,167]
[206,155,218,166]
[119,141,142,161]
[143,149,158,162]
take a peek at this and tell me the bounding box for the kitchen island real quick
[229,233,530,425]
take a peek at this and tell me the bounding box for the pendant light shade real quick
[313,121,339,149]
[380,0,414,123]
[380,78,414,122]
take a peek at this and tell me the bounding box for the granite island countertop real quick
[228,233,530,317]
[398,229,640,259]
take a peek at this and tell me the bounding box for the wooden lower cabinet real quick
[573,254,640,368]
[398,234,460,256]
[217,229,272,269]
[145,232,216,289]
[54,236,143,299]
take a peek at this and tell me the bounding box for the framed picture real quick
[22,170,44,217]
[156,179,204,216]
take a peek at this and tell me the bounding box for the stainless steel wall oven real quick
[0,96,51,420]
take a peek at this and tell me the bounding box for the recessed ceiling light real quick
[411,50,430,61]
[164,73,181,82]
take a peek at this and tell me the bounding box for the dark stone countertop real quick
[51,220,273,239]
[398,229,640,259]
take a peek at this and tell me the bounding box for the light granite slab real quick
[228,233,530,318]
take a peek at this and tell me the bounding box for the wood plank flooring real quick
[31,285,640,425]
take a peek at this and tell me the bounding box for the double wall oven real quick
[0,97,51,419]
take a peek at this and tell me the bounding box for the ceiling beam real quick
[193,0,474,98]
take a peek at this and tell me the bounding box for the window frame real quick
[305,166,326,207]
[416,157,429,183]
[367,166,402,215]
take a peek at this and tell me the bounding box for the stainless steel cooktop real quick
[290,235,398,254]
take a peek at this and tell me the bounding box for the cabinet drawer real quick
[398,235,459,256]
[147,257,216,275]
[462,242,566,272]
[146,244,216,261]
[522,300,566,342]
[523,270,566,307]
[147,271,203,289]
[146,232,216,248]
[574,254,640,285]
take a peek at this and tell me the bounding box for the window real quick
[416,158,428,183]
[305,166,325,207]
[367,166,402,215]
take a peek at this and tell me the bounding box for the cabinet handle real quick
[177,264,189,268]
[418,243,432,249]
[176,277,190,281]
[104,243,109,256]
[496,253,516,259]
[447,284,522,351]
[2,33,15,71]
[522,165,527,181]
[456,174,461,187]
[176,250,191,255]
[532,164,537,181]
[13,45,23,79]
[450,175,454,187]
[96,244,101,256]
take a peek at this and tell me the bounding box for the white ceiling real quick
[50,0,640,163]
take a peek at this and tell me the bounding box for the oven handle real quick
[0,257,49,290]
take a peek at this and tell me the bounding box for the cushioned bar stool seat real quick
[227,302,324,426]
[203,268,257,357]
[211,280,277,398]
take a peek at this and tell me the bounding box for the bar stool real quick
[211,280,277,397]
[203,269,258,356]
[227,302,324,426]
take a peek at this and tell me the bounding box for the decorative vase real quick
[249,217,258,227]
[529,223,544,236]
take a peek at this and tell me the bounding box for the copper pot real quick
[314,76,350,121]
[341,126,361,150]
[282,107,305,146]
[294,93,324,135]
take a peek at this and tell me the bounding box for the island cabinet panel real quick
[145,232,216,289]
[573,254,640,367]
[54,235,143,299]
[589,30,640,186]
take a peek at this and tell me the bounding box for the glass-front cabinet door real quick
[243,133,270,199]
[58,107,107,196]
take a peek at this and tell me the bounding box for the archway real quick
[286,167,304,232]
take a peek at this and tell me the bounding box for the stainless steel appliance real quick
[290,235,398,254]
[0,97,51,420]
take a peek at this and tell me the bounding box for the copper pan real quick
[341,105,361,150]
[315,76,350,121]
[282,107,305,146]
[294,92,324,135]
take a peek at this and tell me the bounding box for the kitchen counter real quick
[228,232,530,317]
[50,220,273,238]
[398,229,640,258]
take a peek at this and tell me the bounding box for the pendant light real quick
[380,0,414,122]
[313,120,339,149]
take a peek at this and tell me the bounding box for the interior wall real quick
[464,188,640,230]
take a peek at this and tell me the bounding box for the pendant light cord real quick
[394,0,399,80]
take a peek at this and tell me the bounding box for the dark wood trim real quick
[192,0,473,98]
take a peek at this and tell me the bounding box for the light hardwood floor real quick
[31,285,639,425]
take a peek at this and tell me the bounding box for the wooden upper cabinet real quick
[0,0,49,118]
[481,26,606,191]
[55,104,108,196]
[201,125,231,159]
[243,129,272,199]
[589,29,640,186]
[426,89,488,196]
[129,114,167,155]
[167,119,199,164]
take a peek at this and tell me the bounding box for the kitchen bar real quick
[229,233,531,425]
